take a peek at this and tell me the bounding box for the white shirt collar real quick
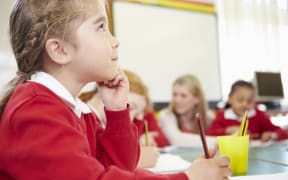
[30,71,91,118]
[224,108,256,121]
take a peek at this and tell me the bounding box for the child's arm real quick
[95,70,141,170]
[5,96,187,180]
[259,111,288,141]
[97,107,140,171]
[144,112,170,147]
[206,111,235,136]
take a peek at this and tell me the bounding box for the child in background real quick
[124,69,169,148]
[124,69,168,168]
[158,74,216,147]
[0,0,231,179]
[206,80,288,141]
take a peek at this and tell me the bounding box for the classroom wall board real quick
[113,1,222,102]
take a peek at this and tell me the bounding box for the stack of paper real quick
[146,153,190,173]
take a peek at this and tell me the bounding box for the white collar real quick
[30,71,91,118]
[224,108,256,121]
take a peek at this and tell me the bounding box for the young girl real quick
[206,80,288,141]
[158,74,216,147]
[0,0,231,179]
[124,69,169,148]
[125,69,169,168]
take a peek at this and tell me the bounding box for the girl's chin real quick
[236,111,245,117]
[104,70,118,81]
[174,109,187,115]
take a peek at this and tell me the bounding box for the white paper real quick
[230,172,288,180]
[146,153,190,173]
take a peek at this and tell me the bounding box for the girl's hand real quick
[139,132,158,146]
[225,126,239,135]
[261,131,278,142]
[137,146,160,168]
[97,69,129,111]
[184,148,231,180]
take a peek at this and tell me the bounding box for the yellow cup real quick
[217,135,249,176]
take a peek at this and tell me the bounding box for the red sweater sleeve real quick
[144,112,169,147]
[0,86,188,180]
[97,107,140,170]
[206,110,230,136]
[258,110,288,140]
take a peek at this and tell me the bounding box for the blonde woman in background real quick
[158,74,216,148]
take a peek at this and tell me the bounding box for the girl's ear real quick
[45,38,72,65]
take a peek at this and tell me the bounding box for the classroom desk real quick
[249,140,288,166]
[166,140,288,175]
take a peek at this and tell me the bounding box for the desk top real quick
[165,140,288,175]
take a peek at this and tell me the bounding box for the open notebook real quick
[146,153,190,173]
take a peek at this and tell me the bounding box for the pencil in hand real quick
[196,113,210,159]
[144,121,149,146]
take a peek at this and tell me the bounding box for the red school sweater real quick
[133,112,169,147]
[0,82,187,180]
[206,109,288,140]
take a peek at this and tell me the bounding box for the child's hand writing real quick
[184,147,231,180]
[139,132,158,146]
[137,146,160,168]
[97,69,129,111]
[225,126,239,135]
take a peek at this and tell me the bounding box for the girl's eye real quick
[98,23,107,32]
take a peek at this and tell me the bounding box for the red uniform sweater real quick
[133,112,169,147]
[0,82,187,180]
[206,109,288,140]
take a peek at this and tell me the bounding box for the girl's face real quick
[128,92,147,120]
[172,84,199,115]
[228,87,255,117]
[70,3,119,83]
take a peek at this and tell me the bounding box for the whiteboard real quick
[113,2,222,102]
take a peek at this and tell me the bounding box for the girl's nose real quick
[110,33,120,48]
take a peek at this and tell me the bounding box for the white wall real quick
[0,0,17,92]
[217,0,288,101]
[113,1,221,102]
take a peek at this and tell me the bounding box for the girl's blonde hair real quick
[0,0,108,117]
[169,74,209,132]
[124,69,153,113]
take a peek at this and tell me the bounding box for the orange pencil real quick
[144,121,149,146]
